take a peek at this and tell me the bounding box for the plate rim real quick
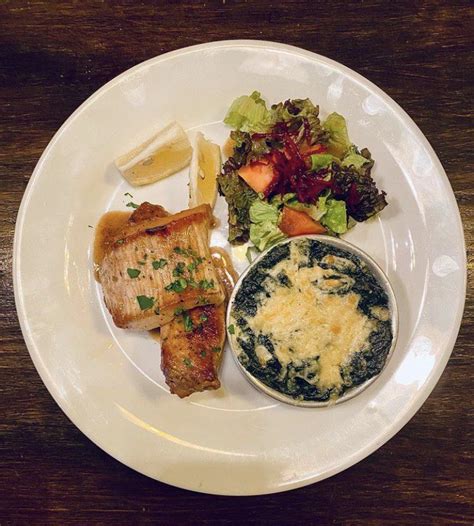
[13,39,467,495]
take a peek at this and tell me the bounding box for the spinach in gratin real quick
[229,238,393,402]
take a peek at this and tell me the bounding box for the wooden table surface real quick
[1,1,472,524]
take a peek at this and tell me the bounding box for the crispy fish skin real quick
[160,303,226,398]
[99,203,225,330]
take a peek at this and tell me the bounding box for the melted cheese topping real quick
[244,243,375,390]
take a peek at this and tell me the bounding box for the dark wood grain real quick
[1,0,473,524]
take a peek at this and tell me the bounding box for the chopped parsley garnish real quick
[174,246,198,257]
[127,268,141,279]
[165,278,188,293]
[137,260,146,265]
[196,295,207,305]
[152,259,167,269]
[199,313,208,323]
[187,279,198,289]
[126,201,139,209]
[183,357,193,368]
[173,307,193,332]
[212,346,221,353]
[177,278,188,290]
[88,225,93,229]
[172,262,186,277]
[200,350,207,357]
[187,256,205,273]
[136,295,154,310]
[183,311,193,332]
[199,279,215,290]
[124,192,134,198]
[228,324,235,334]
[116,239,124,244]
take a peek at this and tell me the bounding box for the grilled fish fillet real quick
[99,203,225,330]
[160,303,226,397]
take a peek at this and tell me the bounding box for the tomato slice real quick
[279,206,326,236]
[238,161,276,194]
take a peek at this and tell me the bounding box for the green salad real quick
[218,92,388,252]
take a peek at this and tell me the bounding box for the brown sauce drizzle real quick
[93,211,131,282]
[149,328,161,342]
[210,247,238,300]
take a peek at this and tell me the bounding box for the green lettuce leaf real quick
[323,112,351,158]
[270,193,295,207]
[320,198,348,234]
[248,199,286,251]
[249,199,280,224]
[311,153,335,171]
[250,221,286,252]
[341,153,369,170]
[342,146,371,170]
[285,194,327,221]
[224,91,273,133]
[317,194,328,214]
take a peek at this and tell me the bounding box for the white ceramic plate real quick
[14,40,466,495]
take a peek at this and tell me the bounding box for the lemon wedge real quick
[188,132,221,208]
[115,121,192,186]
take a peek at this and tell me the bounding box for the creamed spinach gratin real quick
[229,239,393,402]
